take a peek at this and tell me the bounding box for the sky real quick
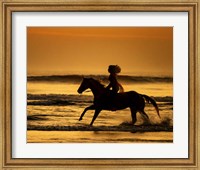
[27,27,173,76]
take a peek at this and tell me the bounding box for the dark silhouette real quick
[106,65,124,93]
[105,65,124,111]
[77,78,160,126]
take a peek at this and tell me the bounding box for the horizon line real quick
[27,74,173,78]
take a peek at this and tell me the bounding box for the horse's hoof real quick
[79,118,82,121]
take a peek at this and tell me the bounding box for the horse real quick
[77,78,160,126]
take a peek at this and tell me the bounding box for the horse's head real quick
[77,78,90,94]
[77,77,105,96]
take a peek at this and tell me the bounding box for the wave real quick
[27,124,173,132]
[27,94,93,106]
[28,75,172,84]
[27,94,173,106]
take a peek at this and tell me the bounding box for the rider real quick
[106,65,124,93]
[105,65,124,110]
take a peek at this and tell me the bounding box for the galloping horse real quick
[77,78,160,126]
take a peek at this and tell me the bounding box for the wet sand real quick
[27,130,173,143]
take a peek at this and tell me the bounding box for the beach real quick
[27,75,173,143]
[27,131,173,143]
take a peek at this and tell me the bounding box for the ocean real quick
[27,75,173,143]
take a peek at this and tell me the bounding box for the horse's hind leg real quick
[130,107,137,125]
[90,109,101,126]
[79,105,95,121]
[140,110,149,120]
[140,110,151,124]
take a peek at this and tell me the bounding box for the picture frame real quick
[0,0,199,169]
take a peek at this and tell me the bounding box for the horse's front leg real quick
[90,108,101,126]
[79,105,95,121]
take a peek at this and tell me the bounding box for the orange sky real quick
[27,27,173,76]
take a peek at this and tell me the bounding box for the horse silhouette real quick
[77,78,160,126]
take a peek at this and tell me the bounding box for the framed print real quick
[1,0,199,169]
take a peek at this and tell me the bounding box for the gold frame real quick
[0,0,199,169]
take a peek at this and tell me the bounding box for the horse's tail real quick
[142,94,160,118]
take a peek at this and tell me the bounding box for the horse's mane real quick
[89,78,105,89]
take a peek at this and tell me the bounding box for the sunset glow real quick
[27,27,173,76]
[27,27,173,143]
